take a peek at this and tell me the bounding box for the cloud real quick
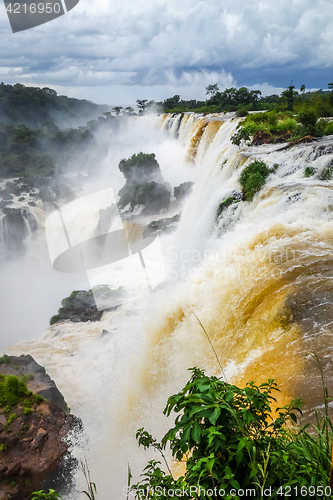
[0,0,332,104]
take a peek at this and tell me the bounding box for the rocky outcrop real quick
[118,153,171,214]
[50,290,103,325]
[0,355,69,414]
[174,182,194,202]
[50,286,127,325]
[251,130,292,146]
[143,214,180,237]
[0,358,80,499]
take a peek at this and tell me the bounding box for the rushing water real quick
[4,113,333,498]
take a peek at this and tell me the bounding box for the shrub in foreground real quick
[131,368,332,500]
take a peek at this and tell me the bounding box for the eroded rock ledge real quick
[0,355,80,499]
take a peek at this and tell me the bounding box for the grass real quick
[239,160,273,201]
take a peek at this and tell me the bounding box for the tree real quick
[163,95,181,110]
[124,106,135,116]
[205,84,220,96]
[281,83,298,110]
[131,368,332,499]
[136,99,149,113]
[300,84,306,94]
[112,106,123,116]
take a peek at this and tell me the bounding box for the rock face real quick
[251,130,292,145]
[51,288,123,325]
[0,402,77,499]
[174,182,194,202]
[0,355,69,414]
[117,153,171,214]
[0,357,80,499]
[143,214,180,237]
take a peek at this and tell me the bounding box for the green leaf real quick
[191,420,201,443]
[209,406,221,425]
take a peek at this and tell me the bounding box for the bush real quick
[0,354,11,365]
[0,375,29,407]
[239,160,272,201]
[131,368,332,499]
[230,127,251,147]
[275,118,297,134]
[50,314,60,325]
[321,164,333,181]
[324,121,333,136]
[236,108,248,117]
[315,118,329,137]
[297,107,318,135]
[304,167,316,178]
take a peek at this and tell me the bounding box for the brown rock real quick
[0,398,79,499]
[251,129,292,146]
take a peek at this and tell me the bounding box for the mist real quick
[0,112,198,352]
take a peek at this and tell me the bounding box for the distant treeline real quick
[0,83,111,128]
[0,111,123,179]
[135,83,333,115]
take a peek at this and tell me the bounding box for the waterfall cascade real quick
[5,113,333,499]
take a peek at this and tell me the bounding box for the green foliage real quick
[80,460,97,500]
[131,368,332,500]
[24,407,32,415]
[31,489,63,500]
[321,166,333,181]
[236,108,248,117]
[0,355,11,365]
[281,84,298,110]
[0,375,29,408]
[274,118,297,134]
[230,127,251,147]
[324,121,333,136]
[315,118,329,137]
[33,393,46,404]
[118,153,170,213]
[0,82,109,128]
[118,153,161,184]
[216,197,240,220]
[5,413,17,431]
[297,107,318,135]
[50,314,60,326]
[304,167,316,178]
[0,119,94,179]
[239,160,272,201]
[0,443,7,452]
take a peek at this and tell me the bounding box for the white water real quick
[4,113,333,498]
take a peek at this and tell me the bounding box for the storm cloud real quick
[0,0,332,104]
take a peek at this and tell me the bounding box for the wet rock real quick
[0,401,79,499]
[0,355,70,414]
[56,290,102,323]
[174,182,194,202]
[0,366,81,499]
[143,214,180,237]
[118,153,171,214]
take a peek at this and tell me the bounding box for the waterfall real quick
[5,113,333,499]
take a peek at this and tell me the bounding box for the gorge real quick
[1,112,333,498]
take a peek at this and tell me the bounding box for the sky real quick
[0,0,332,106]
